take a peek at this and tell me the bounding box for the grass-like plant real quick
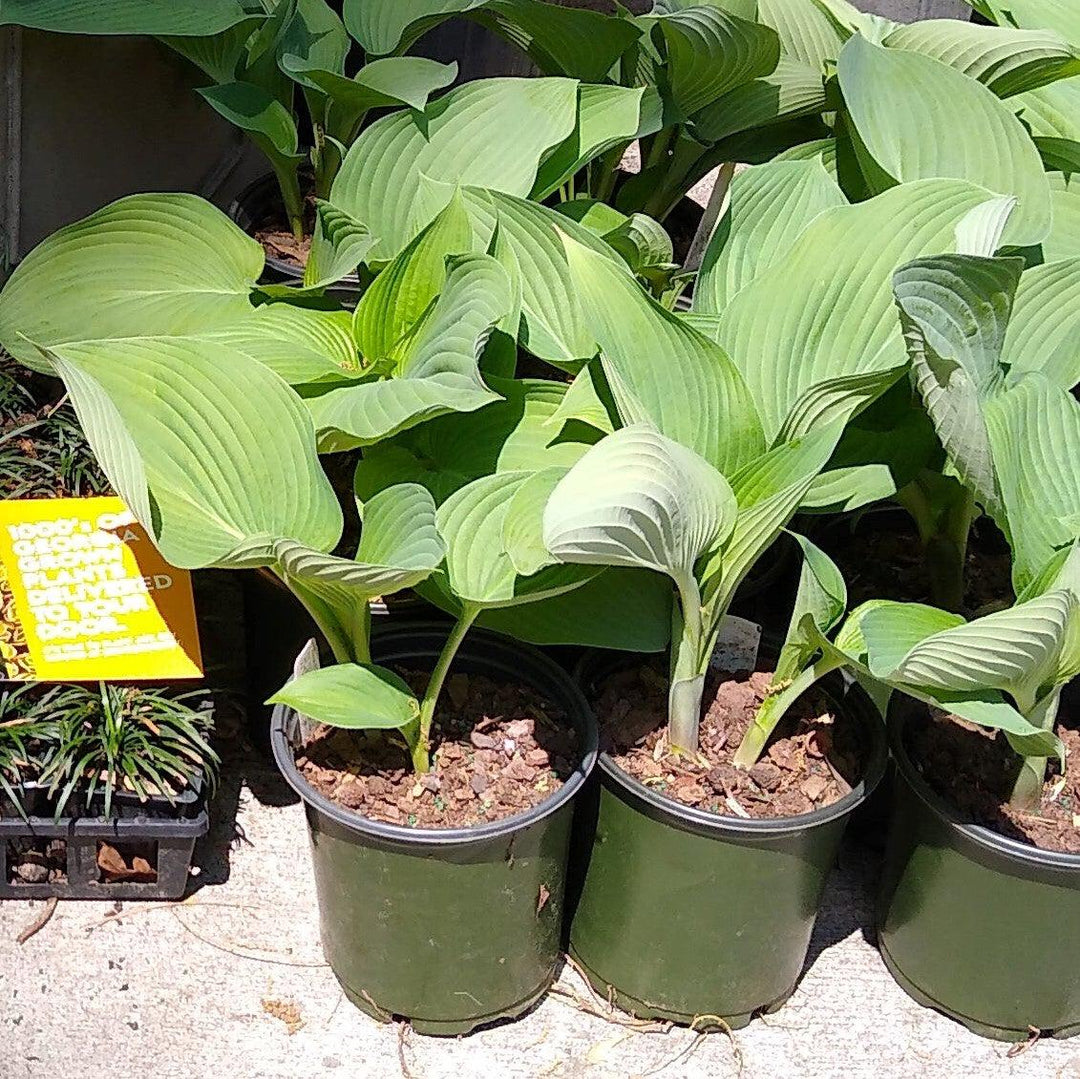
[0,355,108,499]
[0,685,60,818]
[36,684,217,819]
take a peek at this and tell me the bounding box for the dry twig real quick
[1006,1026,1042,1057]
[397,1020,418,1079]
[16,896,58,944]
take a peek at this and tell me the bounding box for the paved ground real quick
[2,735,1079,1079]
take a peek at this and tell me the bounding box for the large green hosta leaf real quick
[695,158,845,314]
[0,0,255,34]
[43,338,341,570]
[303,202,376,291]
[283,56,458,129]
[560,232,764,474]
[1043,174,1080,262]
[352,193,476,364]
[867,592,1073,707]
[818,600,1064,758]
[716,179,1004,442]
[0,194,261,371]
[838,36,1051,246]
[474,0,640,82]
[972,0,1080,44]
[329,78,579,261]
[544,425,738,601]
[161,17,266,85]
[437,472,594,610]
[304,253,510,449]
[212,304,359,385]
[342,0,484,56]
[274,483,443,663]
[1001,256,1080,389]
[652,5,781,120]
[532,85,654,202]
[1015,74,1080,140]
[197,81,302,176]
[883,20,1080,98]
[986,374,1080,591]
[463,188,623,366]
[277,0,349,78]
[0,193,356,386]
[758,0,845,70]
[690,58,828,145]
[892,254,1020,520]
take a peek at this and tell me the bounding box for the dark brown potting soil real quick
[295,671,578,828]
[907,709,1080,855]
[820,512,1013,617]
[592,664,865,820]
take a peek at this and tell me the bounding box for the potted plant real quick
[0,188,672,1030]
[0,682,217,899]
[748,247,1080,1037]
[499,166,1006,1022]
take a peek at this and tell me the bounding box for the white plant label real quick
[292,637,322,744]
[709,615,762,674]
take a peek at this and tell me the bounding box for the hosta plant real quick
[533,160,1056,762]
[745,549,1077,810]
[0,191,669,777]
[743,248,1080,790]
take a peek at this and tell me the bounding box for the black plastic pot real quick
[227,174,362,304]
[271,623,598,1035]
[568,654,887,1027]
[878,698,1080,1041]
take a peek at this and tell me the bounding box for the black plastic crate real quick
[0,780,51,819]
[0,804,208,900]
[84,776,205,821]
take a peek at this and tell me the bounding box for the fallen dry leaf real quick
[96,843,156,883]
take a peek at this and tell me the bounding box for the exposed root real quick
[16,896,58,944]
[397,1020,418,1079]
[170,909,328,968]
[550,955,672,1033]
[1006,1026,1042,1057]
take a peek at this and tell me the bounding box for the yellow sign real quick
[0,497,202,681]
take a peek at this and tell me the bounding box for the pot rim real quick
[889,699,1080,872]
[228,173,361,288]
[578,650,888,837]
[270,624,598,848]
